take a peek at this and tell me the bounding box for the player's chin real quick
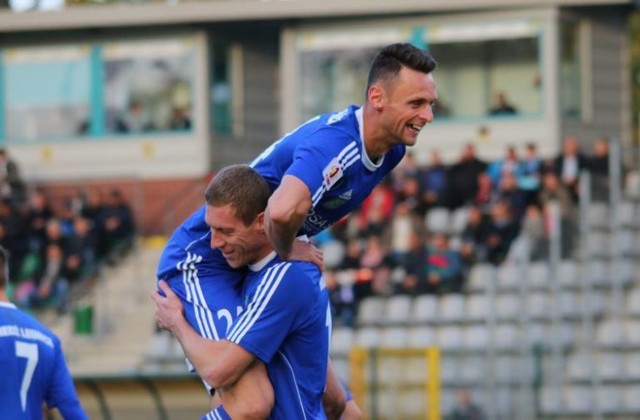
[402,135,419,147]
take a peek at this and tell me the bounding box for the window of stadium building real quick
[296,22,542,122]
[2,45,91,142]
[103,38,195,135]
[560,20,582,119]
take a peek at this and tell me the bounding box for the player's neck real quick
[0,290,9,303]
[362,105,391,161]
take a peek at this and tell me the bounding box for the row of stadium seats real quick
[424,199,640,235]
[355,292,613,327]
[467,258,638,293]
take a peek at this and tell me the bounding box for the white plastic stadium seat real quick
[380,327,409,348]
[565,386,592,414]
[466,263,495,293]
[495,295,520,322]
[356,296,385,326]
[558,260,579,289]
[597,352,625,381]
[450,206,469,235]
[330,327,353,357]
[425,207,450,233]
[384,295,412,325]
[437,326,463,351]
[438,294,465,323]
[407,326,436,348]
[354,327,381,348]
[412,294,439,324]
[463,325,489,352]
[466,294,489,322]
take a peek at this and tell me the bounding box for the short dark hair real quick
[204,165,271,226]
[0,246,8,289]
[366,43,437,92]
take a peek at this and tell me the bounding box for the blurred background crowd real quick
[315,135,628,328]
[0,147,136,314]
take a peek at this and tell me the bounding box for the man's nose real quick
[210,233,223,250]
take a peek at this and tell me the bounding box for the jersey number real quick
[15,341,39,412]
[217,306,244,334]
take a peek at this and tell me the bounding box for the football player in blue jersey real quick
[0,246,88,420]
[154,165,331,419]
[157,42,438,417]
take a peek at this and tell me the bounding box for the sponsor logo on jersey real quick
[322,158,344,189]
[303,209,330,235]
[339,190,352,200]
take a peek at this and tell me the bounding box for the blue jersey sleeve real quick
[46,339,87,419]
[225,262,311,363]
[286,127,359,208]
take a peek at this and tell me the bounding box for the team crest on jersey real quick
[322,158,343,189]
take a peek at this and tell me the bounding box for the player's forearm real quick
[171,318,242,389]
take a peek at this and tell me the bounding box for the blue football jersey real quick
[226,253,331,419]
[157,206,244,341]
[251,105,406,236]
[0,302,87,419]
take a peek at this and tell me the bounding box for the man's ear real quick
[256,212,266,232]
[368,84,385,111]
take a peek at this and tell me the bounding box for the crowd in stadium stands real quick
[320,135,626,328]
[0,148,136,315]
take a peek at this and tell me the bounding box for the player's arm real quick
[152,281,257,390]
[264,174,312,259]
[323,361,348,419]
[46,341,89,419]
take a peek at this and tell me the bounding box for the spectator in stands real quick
[0,199,25,278]
[395,230,430,295]
[396,176,425,215]
[359,235,391,295]
[518,203,548,261]
[99,189,136,263]
[426,232,464,293]
[489,91,518,116]
[487,146,521,187]
[553,135,589,202]
[339,238,372,305]
[417,149,449,211]
[459,205,491,266]
[325,270,356,328]
[0,147,26,205]
[358,179,395,238]
[486,200,520,265]
[496,173,528,222]
[589,136,610,202]
[446,388,486,420]
[169,107,192,131]
[386,200,419,267]
[25,188,54,255]
[588,136,625,202]
[115,100,154,133]
[391,152,419,195]
[518,142,543,207]
[448,144,488,209]
[473,172,499,215]
[23,243,69,314]
[64,216,98,283]
[539,171,577,258]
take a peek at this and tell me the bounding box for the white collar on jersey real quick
[249,250,278,272]
[0,301,17,309]
[355,107,384,171]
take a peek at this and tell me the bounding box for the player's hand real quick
[151,280,185,334]
[287,239,324,270]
